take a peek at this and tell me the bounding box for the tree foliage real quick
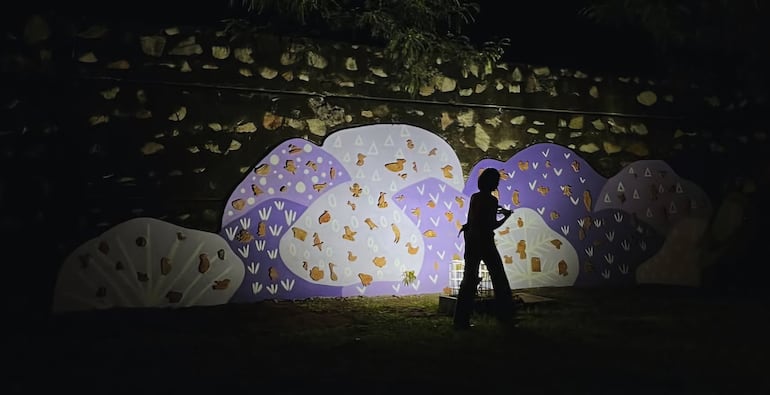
[227,0,509,95]
[226,0,767,98]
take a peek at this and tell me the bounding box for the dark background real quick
[5,0,661,73]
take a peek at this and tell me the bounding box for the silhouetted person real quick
[453,167,514,330]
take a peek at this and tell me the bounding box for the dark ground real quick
[7,285,770,395]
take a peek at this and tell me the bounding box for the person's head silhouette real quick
[478,168,501,192]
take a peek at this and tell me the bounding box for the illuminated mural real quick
[219,124,466,301]
[467,147,711,289]
[52,124,713,312]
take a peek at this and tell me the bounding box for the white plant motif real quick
[605,231,615,242]
[585,246,594,257]
[428,192,439,203]
[280,278,295,291]
[284,209,297,225]
[269,224,283,236]
[614,212,624,222]
[266,284,279,295]
[247,262,260,275]
[258,206,272,220]
[601,270,611,279]
[251,282,263,294]
[621,240,631,251]
[239,217,251,230]
[225,226,239,241]
[619,264,629,274]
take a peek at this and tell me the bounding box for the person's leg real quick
[453,255,481,329]
[481,246,514,322]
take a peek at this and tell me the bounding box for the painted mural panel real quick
[219,125,467,301]
[463,143,706,287]
[52,124,714,312]
[594,160,713,235]
[52,217,245,313]
[635,217,711,287]
[595,160,713,286]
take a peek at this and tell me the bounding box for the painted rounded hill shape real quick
[220,125,465,301]
[594,160,713,236]
[465,143,683,287]
[222,138,351,229]
[53,217,245,313]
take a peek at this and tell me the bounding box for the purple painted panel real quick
[221,138,352,229]
[571,208,663,286]
[595,160,713,235]
[465,143,669,287]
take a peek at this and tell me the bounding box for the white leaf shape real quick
[493,208,578,289]
[279,182,424,287]
[53,217,245,313]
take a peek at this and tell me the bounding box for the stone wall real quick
[2,13,768,316]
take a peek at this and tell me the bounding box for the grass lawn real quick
[8,285,770,394]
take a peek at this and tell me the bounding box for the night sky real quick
[469,0,659,74]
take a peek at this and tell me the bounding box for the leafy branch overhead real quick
[227,0,509,95]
